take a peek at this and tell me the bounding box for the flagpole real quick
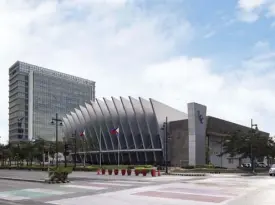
[117,130,120,167]
[99,127,102,168]
[83,139,86,167]
[80,130,86,167]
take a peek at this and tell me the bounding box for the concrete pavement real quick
[0,170,192,182]
[46,175,275,205]
[0,172,274,204]
[0,175,197,204]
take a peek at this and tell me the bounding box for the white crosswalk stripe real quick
[107,180,152,184]
[88,182,133,186]
[24,188,71,195]
[0,193,29,201]
[61,185,105,190]
[0,180,155,202]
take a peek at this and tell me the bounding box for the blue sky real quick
[1,0,275,142]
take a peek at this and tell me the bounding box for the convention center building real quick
[62,97,269,168]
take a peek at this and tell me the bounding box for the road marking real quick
[160,187,237,197]
[24,188,70,195]
[110,180,151,184]
[61,185,105,190]
[88,182,132,187]
[0,193,29,201]
[133,191,229,203]
[8,190,53,198]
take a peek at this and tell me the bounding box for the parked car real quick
[256,162,268,168]
[241,163,251,168]
[269,164,275,176]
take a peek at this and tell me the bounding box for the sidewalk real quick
[0,170,179,183]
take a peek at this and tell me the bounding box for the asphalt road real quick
[0,172,273,204]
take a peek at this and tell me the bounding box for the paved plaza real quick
[0,172,274,204]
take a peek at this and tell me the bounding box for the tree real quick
[0,137,74,167]
[220,129,269,168]
[265,137,275,165]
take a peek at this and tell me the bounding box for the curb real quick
[0,177,45,183]
[170,172,223,175]
[241,173,266,176]
[165,173,206,177]
[70,176,162,182]
[45,180,70,184]
[0,177,71,184]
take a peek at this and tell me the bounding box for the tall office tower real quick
[9,61,95,142]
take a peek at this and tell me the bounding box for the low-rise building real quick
[62,98,269,168]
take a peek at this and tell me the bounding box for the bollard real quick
[151,169,156,177]
[157,170,160,176]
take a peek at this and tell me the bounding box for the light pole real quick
[50,113,63,168]
[69,130,77,168]
[251,119,258,173]
[161,117,169,174]
[17,117,25,139]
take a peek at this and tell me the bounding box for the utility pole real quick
[251,119,258,174]
[165,117,168,174]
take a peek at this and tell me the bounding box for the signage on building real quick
[197,110,204,124]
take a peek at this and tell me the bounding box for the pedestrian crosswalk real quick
[0,188,70,201]
[46,180,256,205]
[0,180,154,202]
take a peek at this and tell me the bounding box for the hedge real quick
[134,167,153,173]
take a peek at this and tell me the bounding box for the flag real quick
[110,128,119,135]
[80,130,86,137]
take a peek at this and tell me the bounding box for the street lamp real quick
[17,117,25,139]
[50,113,63,168]
[251,119,258,173]
[161,117,169,174]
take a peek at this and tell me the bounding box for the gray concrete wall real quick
[169,120,189,167]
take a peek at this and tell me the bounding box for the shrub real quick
[48,166,73,183]
[127,169,131,175]
[182,165,195,169]
[135,167,152,173]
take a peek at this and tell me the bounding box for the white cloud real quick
[238,0,267,11]
[267,3,275,16]
[236,0,275,22]
[142,51,275,135]
[0,0,192,143]
[1,0,275,144]
[203,31,216,39]
[237,10,260,22]
[252,41,271,54]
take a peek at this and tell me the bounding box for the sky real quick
[1,0,275,143]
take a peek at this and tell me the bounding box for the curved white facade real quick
[63,97,187,164]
